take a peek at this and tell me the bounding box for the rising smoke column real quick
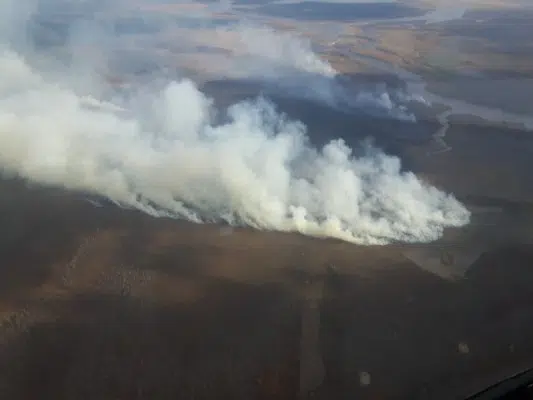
[0,48,470,245]
[0,0,470,245]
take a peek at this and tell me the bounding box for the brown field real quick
[1,165,533,399]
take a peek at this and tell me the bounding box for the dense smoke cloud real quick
[0,0,470,244]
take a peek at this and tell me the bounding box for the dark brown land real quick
[1,154,533,400]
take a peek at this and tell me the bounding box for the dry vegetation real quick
[1,177,533,399]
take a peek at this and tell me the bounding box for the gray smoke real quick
[0,0,470,245]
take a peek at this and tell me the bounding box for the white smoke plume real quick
[218,24,338,78]
[0,1,470,245]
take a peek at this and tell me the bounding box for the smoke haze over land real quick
[0,0,470,244]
